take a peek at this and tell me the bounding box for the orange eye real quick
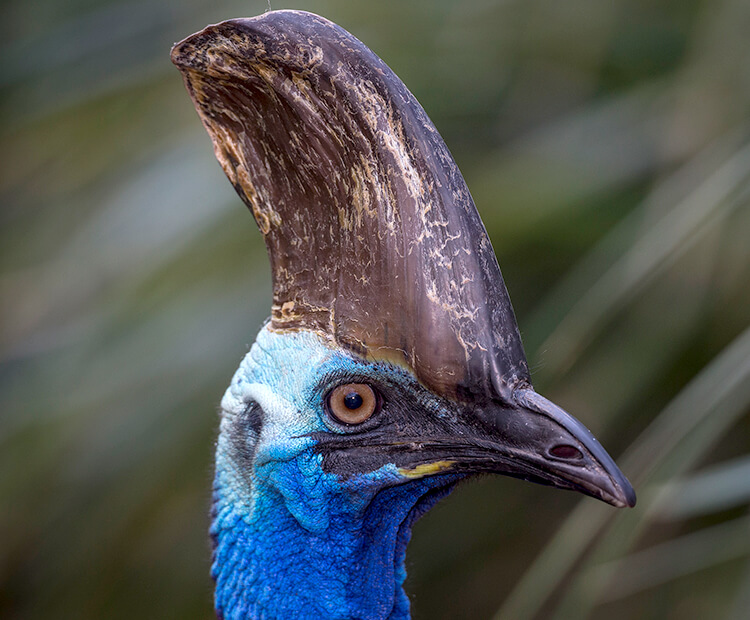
[327,383,378,425]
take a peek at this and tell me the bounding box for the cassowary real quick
[171,10,635,620]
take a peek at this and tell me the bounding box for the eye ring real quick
[326,383,379,426]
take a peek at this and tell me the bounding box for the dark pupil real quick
[344,392,363,410]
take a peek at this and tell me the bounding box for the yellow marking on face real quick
[398,460,454,479]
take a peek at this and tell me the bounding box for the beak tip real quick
[619,479,637,508]
[598,467,636,508]
[513,387,636,509]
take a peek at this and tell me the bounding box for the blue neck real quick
[211,328,461,619]
[211,471,456,619]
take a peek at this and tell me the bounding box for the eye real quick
[326,383,379,425]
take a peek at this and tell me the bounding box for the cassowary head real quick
[172,10,635,620]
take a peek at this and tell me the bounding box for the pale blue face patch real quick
[215,325,426,531]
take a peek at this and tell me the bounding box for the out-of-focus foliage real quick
[1,0,748,618]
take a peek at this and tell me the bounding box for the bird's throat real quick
[211,472,456,620]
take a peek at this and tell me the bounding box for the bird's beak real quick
[440,387,636,508]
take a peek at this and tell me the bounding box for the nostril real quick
[549,444,583,460]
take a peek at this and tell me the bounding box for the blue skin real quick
[212,326,463,620]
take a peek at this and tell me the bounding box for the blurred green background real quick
[2,0,749,618]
